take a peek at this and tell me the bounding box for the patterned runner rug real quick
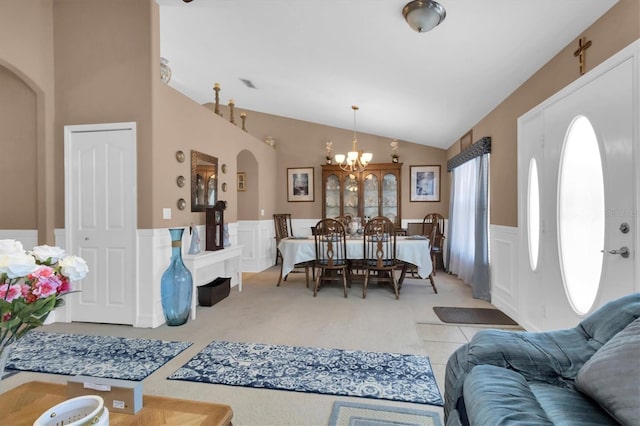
[329,401,443,426]
[6,331,192,380]
[169,341,444,406]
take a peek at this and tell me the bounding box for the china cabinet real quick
[321,163,402,226]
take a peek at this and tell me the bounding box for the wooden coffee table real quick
[0,381,233,425]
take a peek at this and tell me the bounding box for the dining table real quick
[278,235,433,285]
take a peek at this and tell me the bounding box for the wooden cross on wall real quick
[573,37,592,75]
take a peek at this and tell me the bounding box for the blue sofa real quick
[444,293,640,425]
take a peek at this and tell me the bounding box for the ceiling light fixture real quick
[334,106,372,173]
[402,0,446,33]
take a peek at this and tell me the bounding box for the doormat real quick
[329,401,443,426]
[433,307,518,326]
[7,331,192,380]
[169,340,444,406]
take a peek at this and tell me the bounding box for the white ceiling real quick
[157,0,617,149]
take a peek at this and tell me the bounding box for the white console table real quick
[183,245,243,320]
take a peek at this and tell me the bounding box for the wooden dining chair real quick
[423,213,446,276]
[274,213,313,287]
[273,213,293,265]
[313,218,350,297]
[362,216,399,299]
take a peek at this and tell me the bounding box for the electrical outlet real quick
[261,209,265,216]
[163,208,171,219]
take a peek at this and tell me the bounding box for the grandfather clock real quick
[206,200,227,251]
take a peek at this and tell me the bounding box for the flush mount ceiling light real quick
[402,0,446,33]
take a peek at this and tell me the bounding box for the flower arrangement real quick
[390,139,399,162]
[0,240,88,356]
[325,141,333,164]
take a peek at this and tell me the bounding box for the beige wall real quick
[0,66,37,228]
[0,0,55,243]
[448,0,640,227]
[154,86,277,227]
[2,0,637,239]
[0,0,275,237]
[218,107,450,221]
[53,0,154,228]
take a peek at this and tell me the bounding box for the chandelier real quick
[334,106,373,172]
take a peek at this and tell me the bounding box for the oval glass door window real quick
[527,157,540,271]
[558,116,604,315]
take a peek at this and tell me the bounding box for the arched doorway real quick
[237,149,259,220]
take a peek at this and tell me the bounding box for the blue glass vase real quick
[161,228,193,326]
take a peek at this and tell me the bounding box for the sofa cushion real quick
[576,317,640,425]
[463,365,553,425]
[529,382,617,425]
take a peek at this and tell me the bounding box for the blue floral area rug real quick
[329,401,443,426]
[7,331,192,381]
[168,341,444,406]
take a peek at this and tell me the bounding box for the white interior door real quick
[64,122,137,325]
[518,42,638,331]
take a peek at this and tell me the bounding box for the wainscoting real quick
[136,224,240,328]
[0,230,38,249]
[489,225,519,324]
[0,223,540,330]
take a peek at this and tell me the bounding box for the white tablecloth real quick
[278,236,432,279]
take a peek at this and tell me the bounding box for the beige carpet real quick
[1,266,494,425]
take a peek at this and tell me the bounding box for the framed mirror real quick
[191,150,218,212]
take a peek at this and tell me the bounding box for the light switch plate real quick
[163,208,171,219]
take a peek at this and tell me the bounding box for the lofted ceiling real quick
[157,0,617,149]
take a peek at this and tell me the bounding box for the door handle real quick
[601,246,630,258]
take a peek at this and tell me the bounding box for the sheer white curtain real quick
[448,157,479,284]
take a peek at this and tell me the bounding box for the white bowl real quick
[33,395,109,426]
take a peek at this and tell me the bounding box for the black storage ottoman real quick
[198,277,231,307]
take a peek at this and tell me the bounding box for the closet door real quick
[65,122,137,325]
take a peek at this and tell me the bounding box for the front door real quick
[64,122,137,325]
[519,45,638,330]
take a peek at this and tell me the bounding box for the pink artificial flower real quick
[58,276,71,294]
[0,283,23,302]
[30,266,62,298]
[30,265,55,280]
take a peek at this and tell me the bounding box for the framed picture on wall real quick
[410,165,440,202]
[287,167,315,202]
[237,172,246,191]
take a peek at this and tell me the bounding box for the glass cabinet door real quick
[322,163,401,225]
[362,172,379,221]
[325,174,341,218]
[382,173,398,224]
[343,173,359,218]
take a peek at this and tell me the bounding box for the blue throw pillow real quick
[575,317,640,425]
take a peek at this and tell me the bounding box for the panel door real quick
[65,123,137,325]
